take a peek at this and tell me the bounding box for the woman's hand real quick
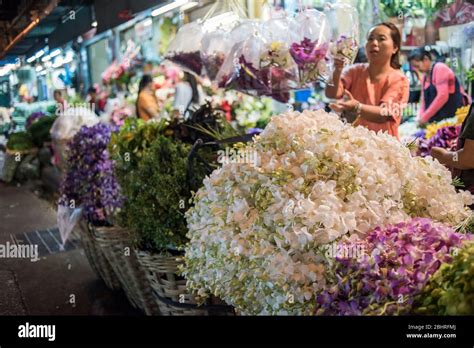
[431,146,449,164]
[329,90,359,113]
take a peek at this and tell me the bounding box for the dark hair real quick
[87,86,97,94]
[136,74,154,118]
[53,89,62,97]
[408,47,433,62]
[138,74,153,94]
[183,72,200,105]
[370,22,402,69]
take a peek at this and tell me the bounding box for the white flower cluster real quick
[330,36,358,63]
[183,110,473,315]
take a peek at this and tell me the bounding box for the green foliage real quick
[109,117,166,174]
[27,115,57,147]
[6,132,35,151]
[414,241,474,315]
[117,135,208,251]
[381,0,452,19]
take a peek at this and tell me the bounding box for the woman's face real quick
[365,25,398,67]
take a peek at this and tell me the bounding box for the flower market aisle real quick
[0,182,141,315]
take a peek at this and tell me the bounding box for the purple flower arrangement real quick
[166,51,203,76]
[419,125,460,157]
[219,55,291,103]
[26,111,46,129]
[290,38,329,86]
[59,123,122,224]
[315,218,466,315]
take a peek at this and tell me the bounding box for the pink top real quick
[420,62,471,123]
[340,63,410,140]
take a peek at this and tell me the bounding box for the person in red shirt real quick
[409,47,471,124]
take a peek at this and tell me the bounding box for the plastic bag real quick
[50,107,99,171]
[201,28,233,81]
[325,3,359,64]
[57,204,83,249]
[165,21,206,76]
[217,18,298,103]
[291,9,331,87]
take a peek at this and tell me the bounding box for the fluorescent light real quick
[35,65,44,72]
[26,56,36,63]
[91,20,98,27]
[50,49,61,58]
[52,57,63,68]
[143,18,153,27]
[151,0,188,17]
[63,56,73,64]
[180,1,198,11]
[35,49,45,59]
[42,55,51,62]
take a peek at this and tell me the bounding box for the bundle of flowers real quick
[290,38,329,85]
[165,22,205,76]
[233,94,274,130]
[329,35,358,63]
[414,240,474,315]
[182,110,473,315]
[424,118,457,140]
[109,105,133,127]
[59,123,122,223]
[102,41,141,85]
[418,125,460,157]
[315,218,467,315]
[219,54,293,103]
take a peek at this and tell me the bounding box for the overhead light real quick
[35,49,45,59]
[91,20,98,27]
[35,65,44,72]
[63,56,73,65]
[151,0,189,17]
[180,1,198,11]
[143,18,153,27]
[50,49,61,58]
[26,56,36,64]
[52,57,63,68]
[0,64,15,77]
[42,55,51,62]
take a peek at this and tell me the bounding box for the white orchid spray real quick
[182,110,473,315]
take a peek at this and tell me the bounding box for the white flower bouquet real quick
[182,110,473,315]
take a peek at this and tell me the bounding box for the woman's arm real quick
[431,139,474,170]
[325,59,346,99]
[420,64,451,123]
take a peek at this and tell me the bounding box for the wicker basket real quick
[92,226,158,315]
[136,250,235,316]
[77,220,121,291]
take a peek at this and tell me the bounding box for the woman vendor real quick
[325,22,409,140]
[409,47,470,124]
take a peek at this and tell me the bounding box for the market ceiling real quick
[0,0,167,65]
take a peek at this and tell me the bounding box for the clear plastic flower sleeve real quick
[165,21,205,76]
